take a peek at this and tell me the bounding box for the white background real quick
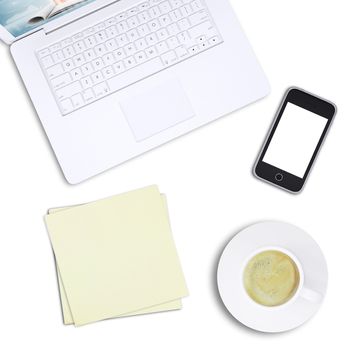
[263,103,328,178]
[0,0,348,349]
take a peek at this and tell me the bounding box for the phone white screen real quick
[263,102,328,178]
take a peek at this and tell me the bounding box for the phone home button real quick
[275,173,284,182]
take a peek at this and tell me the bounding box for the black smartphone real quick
[254,87,336,193]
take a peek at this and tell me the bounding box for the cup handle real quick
[299,287,323,303]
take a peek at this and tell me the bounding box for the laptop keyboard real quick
[37,0,223,116]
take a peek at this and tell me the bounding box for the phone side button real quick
[275,173,284,182]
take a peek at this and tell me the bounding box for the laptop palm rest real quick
[120,79,195,142]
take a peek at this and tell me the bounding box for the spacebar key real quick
[107,58,164,93]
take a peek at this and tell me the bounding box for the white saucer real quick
[217,222,328,333]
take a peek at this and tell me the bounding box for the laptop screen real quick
[0,0,97,38]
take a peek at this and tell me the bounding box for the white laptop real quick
[0,0,269,184]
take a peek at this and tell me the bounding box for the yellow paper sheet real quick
[49,197,182,325]
[45,186,188,326]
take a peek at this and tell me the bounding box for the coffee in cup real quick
[243,250,300,307]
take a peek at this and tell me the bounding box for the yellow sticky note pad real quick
[45,186,188,326]
[49,199,182,325]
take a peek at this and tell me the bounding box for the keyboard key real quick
[197,35,206,43]
[81,76,93,88]
[103,53,115,65]
[83,88,95,103]
[138,11,150,23]
[189,10,209,26]
[83,27,95,36]
[41,55,54,68]
[188,21,216,40]
[180,4,193,17]
[84,36,96,48]
[167,36,179,48]
[125,43,136,55]
[56,81,82,101]
[177,31,191,44]
[159,1,171,13]
[169,9,182,21]
[156,41,168,54]
[159,14,171,27]
[72,93,84,108]
[116,12,126,21]
[50,43,61,52]
[105,25,118,38]
[208,36,219,45]
[149,19,161,31]
[161,50,177,65]
[38,48,50,58]
[146,46,158,58]
[93,82,110,98]
[146,33,158,45]
[189,45,199,54]
[84,49,96,61]
[135,51,147,64]
[105,38,118,51]
[175,45,189,58]
[71,68,83,81]
[94,22,106,31]
[92,71,104,84]
[191,0,204,11]
[137,24,150,36]
[72,33,84,41]
[46,64,64,79]
[127,16,139,28]
[63,46,75,58]
[52,73,72,89]
[60,99,74,114]
[113,61,125,74]
[95,44,107,56]
[73,54,85,66]
[135,38,147,50]
[116,34,128,46]
[149,6,161,18]
[105,17,117,26]
[139,2,150,10]
[81,63,94,75]
[127,29,139,41]
[128,8,139,16]
[92,58,104,70]
[62,59,74,71]
[117,21,128,33]
[114,48,126,60]
[170,0,183,8]
[52,50,65,63]
[157,28,169,40]
[167,23,180,35]
[124,56,137,69]
[198,41,209,50]
[102,66,115,79]
[95,31,107,43]
[178,18,190,31]
[73,41,86,53]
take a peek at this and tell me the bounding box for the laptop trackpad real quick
[120,79,195,142]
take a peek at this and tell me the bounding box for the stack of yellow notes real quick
[45,185,189,326]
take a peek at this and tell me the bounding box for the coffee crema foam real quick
[243,250,300,307]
